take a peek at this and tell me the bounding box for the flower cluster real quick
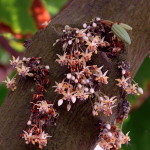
[53,18,134,150]
[4,18,143,150]
[5,56,57,149]
[55,65,109,111]
[93,96,117,116]
[22,126,51,149]
[117,99,130,122]
[54,18,124,111]
[99,123,130,150]
[116,61,143,95]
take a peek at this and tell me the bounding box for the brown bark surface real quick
[0,0,149,150]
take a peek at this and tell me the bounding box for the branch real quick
[0,0,149,150]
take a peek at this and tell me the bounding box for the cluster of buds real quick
[54,65,109,111]
[5,56,57,149]
[54,18,124,111]
[116,61,143,95]
[93,96,117,116]
[117,99,130,122]
[10,56,34,77]
[99,123,130,150]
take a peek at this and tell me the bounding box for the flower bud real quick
[71,96,76,103]
[90,88,95,93]
[58,99,63,106]
[67,73,72,79]
[138,87,143,94]
[83,23,87,28]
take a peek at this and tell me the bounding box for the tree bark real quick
[0,0,149,150]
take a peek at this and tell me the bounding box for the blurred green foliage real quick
[0,83,8,105]
[0,46,10,64]
[122,98,150,150]
[0,0,69,105]
[0,0,36,34]
[43,0,69,16]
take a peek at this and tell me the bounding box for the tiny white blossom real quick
[58,99,63,106]
[138,87,143,95]
[83,23,87,28]
[92,22,97,27]
[71,96,76,103]
[68,40,72,45]
[67,73,72,79]
[67,103,71,111]
[35,101,53,114]
[90,88,95,93]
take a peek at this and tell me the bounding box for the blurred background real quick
[0,0,150,150]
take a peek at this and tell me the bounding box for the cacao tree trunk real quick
[0,0,149,150]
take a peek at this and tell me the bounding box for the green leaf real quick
[0,83,8,105]
[119,23,132,31]
[0,46,10,64]
[0,0,37,34]
[43,0,69,16]
[122,98,150,150]
[111,24,131,45]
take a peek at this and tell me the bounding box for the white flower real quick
[17,64,32,77]
[125,83,138,95]
[94,69,109,84]
[56,53,68,66]
[22,130,34,144]
[35,101,53,114]
[93,95,117,116]
[39,131,51,140]
[116,76,130,88]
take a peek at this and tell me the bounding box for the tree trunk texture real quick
[0,0,149,150]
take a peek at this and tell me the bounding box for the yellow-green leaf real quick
[111,24,131,45]
[119,23,133,31]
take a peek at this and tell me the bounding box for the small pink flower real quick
[56,53,68,66]
[116,76,130,88]
[3,77,16,91]
[10,56,21,68]
[17,65,32,77]
[35,101,53,114]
